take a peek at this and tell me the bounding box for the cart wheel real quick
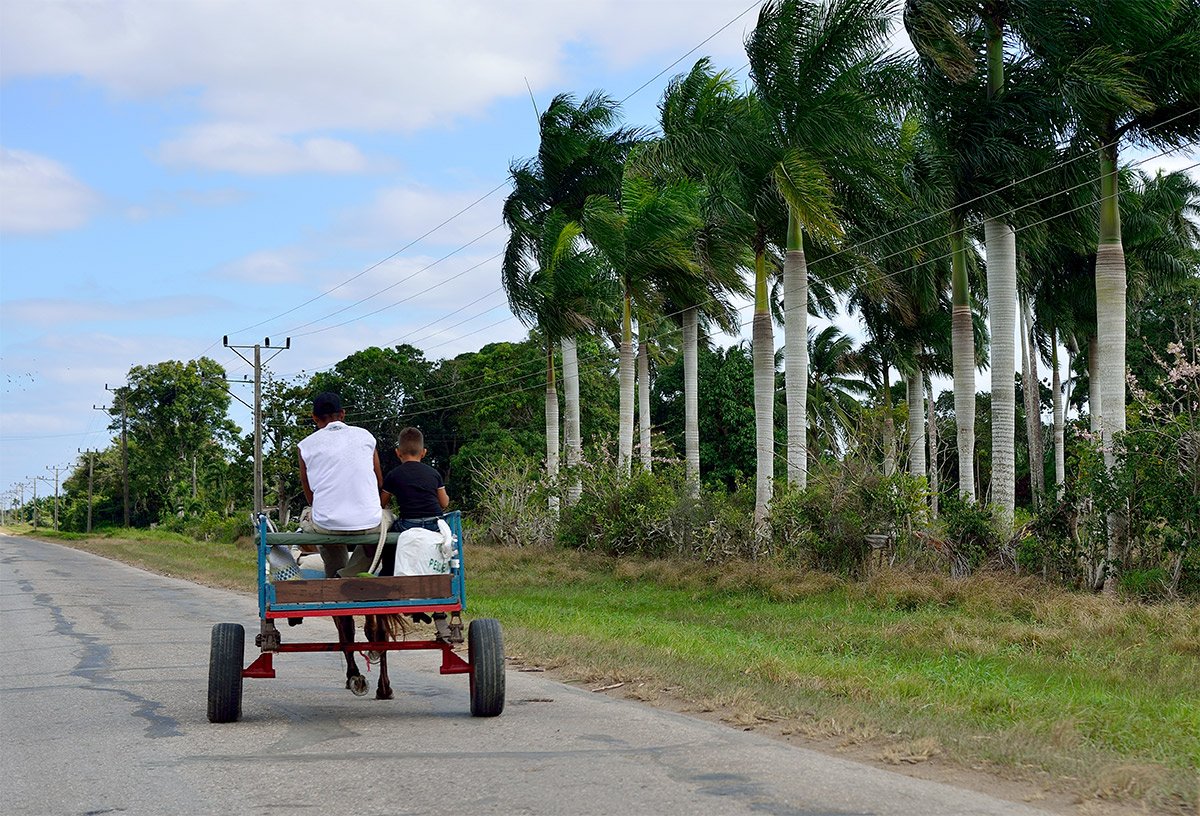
[468,618,505,717]
[208,623,245,723]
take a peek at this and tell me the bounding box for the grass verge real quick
[10,525,1197,814]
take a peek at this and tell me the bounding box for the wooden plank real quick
[265,532,388,547]
[272,574,452,605]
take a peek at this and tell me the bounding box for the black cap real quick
[312,392,343,417]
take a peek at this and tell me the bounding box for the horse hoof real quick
[347,674,368,696]
[376,688,394,700]
[367,650,383,663]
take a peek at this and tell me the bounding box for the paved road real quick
[0,534,1053,816]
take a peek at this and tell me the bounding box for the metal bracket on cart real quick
[256,619,281,651]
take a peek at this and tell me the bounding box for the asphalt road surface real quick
[0,534,1054,816]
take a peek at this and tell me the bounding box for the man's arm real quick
[373,450,383,487]
[299,449,313,505]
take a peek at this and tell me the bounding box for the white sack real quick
[388,519,456,576]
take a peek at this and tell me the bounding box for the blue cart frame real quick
[207,510,504,722]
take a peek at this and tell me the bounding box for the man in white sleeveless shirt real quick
[298,392,384,578]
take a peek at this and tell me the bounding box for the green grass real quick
[11,525,1197,813]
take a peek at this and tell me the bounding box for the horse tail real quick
[367,613,408,642]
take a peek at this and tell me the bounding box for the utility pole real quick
[45,464,65,531]
[33,476,52,528]
[78,449,96,533]
[223,336,290,516]
[100,385,130,527]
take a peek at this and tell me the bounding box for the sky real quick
[0,0,1196,502]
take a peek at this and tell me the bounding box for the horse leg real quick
[335,615,367,696]
[364,615,393,700]
[376,651,393,700]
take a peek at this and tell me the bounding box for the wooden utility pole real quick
[79,449,96,533]
[33,476,52,528]
[223,337,290,516]
[45,464,64,531]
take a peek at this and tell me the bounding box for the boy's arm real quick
[437,486,450,510]
[380,488,393,510]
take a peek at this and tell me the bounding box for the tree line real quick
[17,0,1198,595]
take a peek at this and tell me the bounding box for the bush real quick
[469,458,557,547]
[936,493,1001,577]
[770,462,929,575]
[558,462,752,559]
[159,510,250,544]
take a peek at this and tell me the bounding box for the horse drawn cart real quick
[207,510,504,722]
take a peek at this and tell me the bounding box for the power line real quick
[325,141,1199,426]
[238,103,1200,379]
[213,3,766,353]
[332,154,1199,430]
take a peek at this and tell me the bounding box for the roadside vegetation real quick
[9,521,1196,813]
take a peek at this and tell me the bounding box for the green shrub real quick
[770,462,929,575]
[469,458,557,547]
[937,493,1001,576]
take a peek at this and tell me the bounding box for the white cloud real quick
[212,249,308,284]
[0,1,757,135]
[0,148,100,234]
[159,124,370,175]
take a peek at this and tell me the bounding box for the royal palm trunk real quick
[1051,328,1065,501]
[1096,141,1127,591]
[882,363,896,478]
[784,210,809,490]
[545,341,560,513]
[1019,298,1044,505]
[906,358,926,479]
[638,328,652,472]
[618,290,635,477]
[1088,335,1101,435]
[683,305,700,495]
[927,379,939,517]
[752,250,774,524]
[562,335,582,505]
[950,220,976,500]
[985,217,1017,531]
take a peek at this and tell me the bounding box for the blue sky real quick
[0,0,759,493]
[1,1,1195,501]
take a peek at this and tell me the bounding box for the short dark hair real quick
[312,392,343,419]
[396,427,424,456]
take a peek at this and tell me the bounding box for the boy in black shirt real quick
[380,427,449,533]
[380,427,452,631]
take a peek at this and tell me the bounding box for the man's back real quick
[298,421,381,531]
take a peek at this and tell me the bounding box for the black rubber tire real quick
[468,618,505,717]
[207,623,245,723]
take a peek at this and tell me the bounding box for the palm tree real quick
[906,0,1056,526]
[807,326,872,458]
[581,176,707,476]
[645,59,754,493]
[746,0,908,500]
[1015,0,1199,586]
[502,92,640,504]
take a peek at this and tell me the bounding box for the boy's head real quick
[396,426,425,460]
